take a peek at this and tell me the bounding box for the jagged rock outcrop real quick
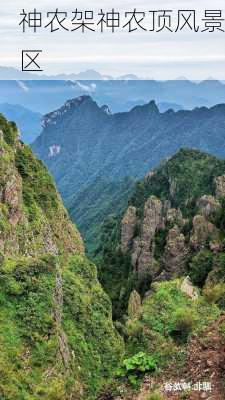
[190,215,221,252]
[116,150,225,297]
[163,225,188,276]
[121,196,190,282]
[197,195,221,218]
[121,206,138,253]
[131,196,163,278]
[165,207,185,227]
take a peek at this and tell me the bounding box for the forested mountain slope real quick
[0,115,123,400]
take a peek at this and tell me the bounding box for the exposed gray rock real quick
[190,215,221,251]
[180,276,198,299]
[197,195,221,218]
[121,206,138,253]
[166,207,184,227]
[163,225,188,276]
[131,196,163,278]
[4,174,23,227]
[141,196,164,243]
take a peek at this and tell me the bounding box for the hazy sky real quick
[0,0,225,78]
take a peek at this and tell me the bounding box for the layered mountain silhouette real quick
[32,96,225,248]
[0,79,224,115]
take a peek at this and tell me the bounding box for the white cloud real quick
[16,80,29,91]
[75,81,97,92]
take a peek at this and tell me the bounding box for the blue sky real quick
[0,0,224,78]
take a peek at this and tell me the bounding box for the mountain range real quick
[32,95,225,250]
[0,79,224,116]
[2,66,224,82]
[0,66,112,80]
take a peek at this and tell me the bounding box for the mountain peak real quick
[42,95,98,128]
[64,95,95,107]
[148,100,159,113]
[130,100,159,115]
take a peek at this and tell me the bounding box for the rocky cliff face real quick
[121,206,138,253]
[0,115,123,400]
[121,174,225,284]
[0,122,83,258]
[97,149,225,318]
[130,196,163,279]
[121,196,187,280]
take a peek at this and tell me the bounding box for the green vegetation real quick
[94,149,225,397]
[0,114,83,257]
[203,283,225,309]
[117,352,157,387]
[1,112,225,400]
[95,149,225,320]
[95,215,135,319]
[0,255,124,399]
[189,249,214,287]
[68,177,135,254]
[0,116,124,399]
[125,280,220,360]
[129,148,225,219]
[0,114,18,146]
[189,251,225,288]
[62,255,124,398]
[15,145,58,218]
[113,278,221,393]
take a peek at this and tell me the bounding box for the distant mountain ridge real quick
[0,78,224,115]
[0,103,42,143]
[2,66,225,81]
[32,96,225,248]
